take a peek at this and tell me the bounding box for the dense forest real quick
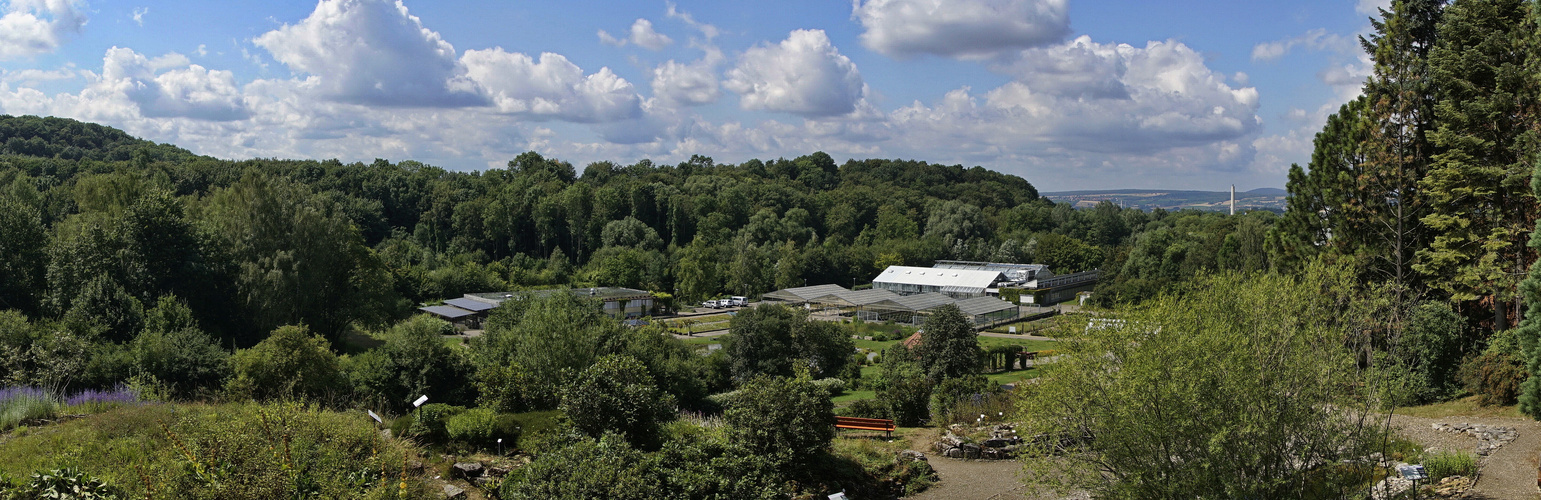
[0,113,1275,352]
[6,1,1541,494]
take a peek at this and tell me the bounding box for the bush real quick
[0,402,427,499]
[1459,350,1525,406]
[838,398,888,419]
[725,376,835,468]
[445,408,497,444]
[559,355,676,448]
[348,315,475,413]
[410,403,466,441]
[930,375,992,423]
[227,325,345,401]
[811,378,846,397]
[0,387,55,431]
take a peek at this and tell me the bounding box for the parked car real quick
[729,296,748,307]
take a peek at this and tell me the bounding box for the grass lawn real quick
[985,367,1040,386]
[1396,396,1524,419]
[680,335,727,346]
[832,390,876,404]
[853,338,899,351]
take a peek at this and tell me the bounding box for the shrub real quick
[725,376,835,468]
[811,377,846,397]
[1422,450,1477,480]
[349,315,475,413]
[227,325,345,401]
[0,402,427,499]
[1459,350,1525,406]
[559,355,675,448]
[930,375,992,423]
[60,386,142,414]
[838,398,888,419]
[0,387,55,431]
[410,403,466,441]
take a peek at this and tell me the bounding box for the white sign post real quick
[412,395,429,408]
[367,410,383,423]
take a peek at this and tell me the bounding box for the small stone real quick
[442,484,466,499]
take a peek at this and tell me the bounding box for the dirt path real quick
[1391,414,1541,500]
[902,429,1087,500]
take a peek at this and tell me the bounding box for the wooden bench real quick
[835,416,896,438]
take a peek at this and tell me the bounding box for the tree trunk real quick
[1495,297,1507,332]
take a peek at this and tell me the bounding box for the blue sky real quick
[0,0,1386,191]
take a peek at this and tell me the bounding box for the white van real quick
[729,296,748,307]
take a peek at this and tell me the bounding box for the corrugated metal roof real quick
[827,288,902,307]
[954,296,1016,316]
[891,292,954,311]
[419,305,476,319]
[445,297,497,312]
[763,284,849,302]
[871,265,1003,289]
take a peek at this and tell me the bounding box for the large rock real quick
[452,462,484,479]
[898,449,927,462]
[442,484,466,499]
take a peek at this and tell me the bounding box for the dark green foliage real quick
[930,375,993,423]
[1418,0,1538,324]
[725,305,854,381]
[874,345,931,426]
[558,354,676,448]
[1398,301,1467,402]
[500,433,658,500]
[1460,349,1526,406]
[128,296,229,399]
[724,376,835,468]
[203,174,397,343]
[348,315,474,412]
[226,325,345,401]
[0,196,46,316]
[409,403,466,441]
[916,305,980,382]
[3,468,122,500]
[473,292,624,411]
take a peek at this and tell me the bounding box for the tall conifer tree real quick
[1419,0,1540,330]
[1358,0,1444,295]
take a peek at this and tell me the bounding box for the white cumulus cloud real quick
[724,29,865,117]
[0,0,87,60]
[96,47,250,121]
[253,0,485,107]
[629,19,671,50]
[853,0,1068,59]
[461,48,641,122]
[597,18,672,50]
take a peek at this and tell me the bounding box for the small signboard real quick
[1398,464,1427,480]
[367,410,382,423]
[1008,326,1017,333]
[412,395,429,408]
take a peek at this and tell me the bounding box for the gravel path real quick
[903,429,1087,500]
[1391,414,1541,500]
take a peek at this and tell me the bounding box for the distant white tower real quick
[1230,185,1235,215]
